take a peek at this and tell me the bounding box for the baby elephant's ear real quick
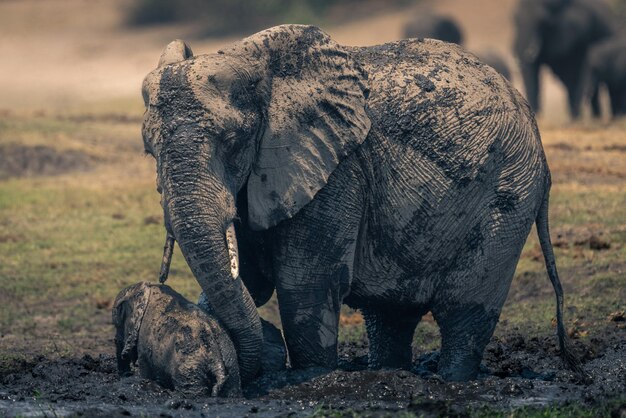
[158,39,193,68]
[231,25,371,230]
[113,282,151,361]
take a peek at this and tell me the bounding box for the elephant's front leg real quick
[276,270,348,369]
[271,169,364,369]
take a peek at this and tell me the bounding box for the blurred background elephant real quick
[113,282,241,397]
[143,25,578,382]
[403,12,512,80]
[583,36,626,117]
[478,51,512,80]
[403,12,464,44]
[513,0,615,119]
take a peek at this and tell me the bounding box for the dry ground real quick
[0,0,625,416]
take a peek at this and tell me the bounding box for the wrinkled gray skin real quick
[142,25,579,382]
[112,282,241,397]
[583,36,626,117]
[403,13,464,45]
[513,0,614,118]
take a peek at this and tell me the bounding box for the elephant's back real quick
[350,39,544,188]
[346,40,548,306]
[352,38,505,99]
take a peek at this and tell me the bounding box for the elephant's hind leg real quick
[431,213,531,380]
[433,301,500,381]
[363,308,422,369]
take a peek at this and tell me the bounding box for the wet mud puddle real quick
[1,330,624,417]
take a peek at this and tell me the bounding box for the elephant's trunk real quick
[161,127,262,383]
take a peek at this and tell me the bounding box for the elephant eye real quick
[222,130,238,142]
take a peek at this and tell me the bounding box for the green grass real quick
[0,107,202,352]
[0,176,201,337]
[550,190,626,228]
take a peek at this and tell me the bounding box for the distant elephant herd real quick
[111,0,615,397]
[405,0,626,119]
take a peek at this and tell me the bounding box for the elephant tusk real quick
[159,234,175,284]
[225,223,239,279]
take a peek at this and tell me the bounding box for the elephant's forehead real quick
[143,61,204,107]
[142,56,246,133]
[145,56,238,100]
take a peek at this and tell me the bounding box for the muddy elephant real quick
[112,282,241,397]
[583,37,626,117]
[513,0,614,118]
[142,25,579,381]
[403,12,464,45]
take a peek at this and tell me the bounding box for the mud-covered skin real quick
[112,282,241,397]
[259,319,288,373]
[401,14,510,81]
[279,39,548,380]
[142,25,570,381]
[513,0,614,118]
[197,293,288,374]
[362,307,423,369]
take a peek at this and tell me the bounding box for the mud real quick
[0,143,93,179]
[552,224,612,250]
[1,323,624,417]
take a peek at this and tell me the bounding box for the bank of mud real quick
[1,322,624,417]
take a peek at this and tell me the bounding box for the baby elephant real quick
[584,37,626,117]
[112,282,241,397]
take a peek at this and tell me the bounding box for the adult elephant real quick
[583,36,626,117]
[142,25,578,382]
[513,0,614,119]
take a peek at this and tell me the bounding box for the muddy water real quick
[1,327,624,417]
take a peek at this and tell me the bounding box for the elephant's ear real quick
[227,25,371,230]
[158,39,193,68]
[113,282,151,361]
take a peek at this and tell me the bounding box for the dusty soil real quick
[1,321,625,417]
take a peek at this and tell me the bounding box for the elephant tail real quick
[536,178,589,381]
